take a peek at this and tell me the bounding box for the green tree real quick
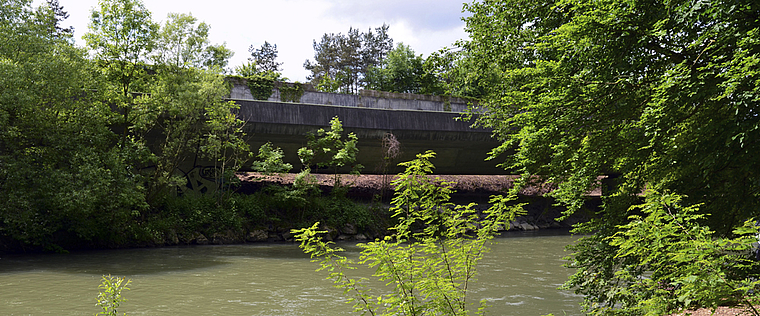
[298,116,363,187]
[365,43,442,95]
[234,61,284,100]
[463,0,760,314]
[425,46,497,99]
[84,0,158,97]
[248,41,283,73]
[304,25,393,94]
[86,0,248,206]
[153,12,233,70]
[83,0,159,152]
[41,0,74,38]
[134,66,250,204]
[0,0,145,250]
[293,151,524,316]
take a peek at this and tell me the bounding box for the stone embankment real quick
[147,173,594,246]
[152,203,588,246]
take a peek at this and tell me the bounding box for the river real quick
[0,230,582,315]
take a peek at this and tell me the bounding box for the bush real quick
[293,151,525,315]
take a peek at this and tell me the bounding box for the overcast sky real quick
[36,0,471,82]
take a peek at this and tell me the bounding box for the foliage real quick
[157,192,242,235]
[279,82,304,103]
[96,275,131,316]
[365,43,443,95]
[42,0,74,38]
[575,191,760,316]
[462,0,760,314]
[133,66,250,204]
[293,151,524,315]
[298,116,363,188]
[248,41,282,73]
[0,0,146,251]
[1,0,250,251]
[152,12,233,70]
[314,75,343,93]
[233,61,259,78]
[83,0,158,98]
[304,24,393,94]
[237,42,286,100]
[252,142,293,175]
[425,46,496,99]
[243,70,281,100]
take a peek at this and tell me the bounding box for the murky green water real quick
[0,231,582,315]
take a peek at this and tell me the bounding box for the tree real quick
[304,24,393,94]
[134,66,250,204]
[360,23,393,71]
[237,41,286,101]
[425,45,497,99]
[84,0,159,153]
[84,0,158,97]
[298,116,363,189]
[234,61,285,100]
[365,43,442,95]
[40,0,74,38]
[463,0,760,314]
[248,41,282,73]
[85,0,249,206]
[0,0,146,250]
[153,12,233,70]
[293,151,524,316]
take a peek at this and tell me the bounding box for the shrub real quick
[293,151,525,315]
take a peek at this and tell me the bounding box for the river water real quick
[0,230,582,315]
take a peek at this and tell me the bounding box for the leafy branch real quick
[293,150,525,315]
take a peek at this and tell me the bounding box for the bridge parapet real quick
[227,77,474,112]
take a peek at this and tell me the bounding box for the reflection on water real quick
[0,230,582,316]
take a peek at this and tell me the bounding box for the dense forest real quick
[2,0,760,314]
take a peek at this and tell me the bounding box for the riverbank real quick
[669,306,758,316]
[155,173,594,245]
[0,173,595,254]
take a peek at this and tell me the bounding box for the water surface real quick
[0,230,582,315]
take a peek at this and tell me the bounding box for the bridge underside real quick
[235,100,508,175]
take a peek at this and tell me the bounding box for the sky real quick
[35,0,471,82]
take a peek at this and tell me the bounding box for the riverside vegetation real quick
[91,151,528,316]
[4,0,760,315]
[0,0,379,253]
[293,151,525,316]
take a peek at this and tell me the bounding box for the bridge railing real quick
[226,77,476,112]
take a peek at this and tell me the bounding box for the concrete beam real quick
[235,99,507,175]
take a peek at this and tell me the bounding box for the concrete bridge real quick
[230,81,506,175]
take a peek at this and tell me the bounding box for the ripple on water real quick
[0,234,582,316]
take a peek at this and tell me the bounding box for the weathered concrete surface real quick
[227,78,472,112]
[236,99,506,175]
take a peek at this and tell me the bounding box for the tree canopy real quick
[364,43,443,95]
[0,0,248,251]
[304,24,393,94]
[153,12,233,70]
[248,41,283,73]
[463,0,760,313]
[1,0,145,250]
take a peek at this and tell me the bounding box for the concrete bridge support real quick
[235,99,506,175]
